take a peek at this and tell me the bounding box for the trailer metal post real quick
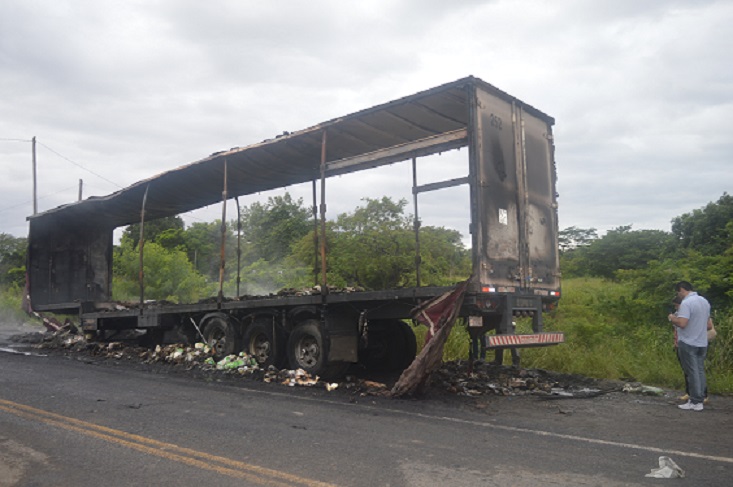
[189,317,206,343]
[218,159,228,307]
[235,196,241,297]
[411,157,422,287]
[312,180,319,287]
[271,315,278,365]
[139,185,149,312]
[319,130,328,295]
[512,103,529,289]
[32,136,37,215]
[532,308,544,333]
[465,83,481,275]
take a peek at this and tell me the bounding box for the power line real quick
[2,138,212,226]
[0,184,79,214]
[1,137,125,215]
[1,137,125,191]
[35,140,124,189]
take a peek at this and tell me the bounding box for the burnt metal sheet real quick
[472,85,559,291]
[26,76,557,310]
[27,76,552,231]
[27,221,112,308]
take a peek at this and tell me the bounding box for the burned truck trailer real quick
[26,76,563,377]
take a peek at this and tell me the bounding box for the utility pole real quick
[32,136,37,214]
[78,179,83,201]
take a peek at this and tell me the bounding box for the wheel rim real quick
[209,329,227,355]
[295,335,320,368]
[250,333,271,363]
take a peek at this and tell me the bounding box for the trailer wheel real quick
[360,327,391,372]
[319,362,350,381]
[243,320,284,368]
[138,328,165,348]
[287,320,325,376]
[397,321,417,370]
[203,317,238,357]
[361,320,409,373]
[175,322,199,345]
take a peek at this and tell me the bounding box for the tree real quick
[112,242,213,303]
[0,233,27,287]
[559,226,599,278]
[410,226,471,286]
[292,197,470,290]
[155,227,187,251]
[606,196,733,316]
[571,226,676,279]
[559,226,598,253]
[671,193,733,256]
[330,197,415,289]
[183,220,236,282]
[121,216,186,249]
[231,256,311,296]
[239,193,311,263]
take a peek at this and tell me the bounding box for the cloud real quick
[1,0,731,241]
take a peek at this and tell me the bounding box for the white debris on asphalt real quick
[645,456,685,478]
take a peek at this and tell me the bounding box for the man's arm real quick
[668,314,689,328]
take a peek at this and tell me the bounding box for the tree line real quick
[527,193,733,391]
[2,192,730,312]
[3,192,730,389]
[559,192,733,319]
[0,193,470,305]
[112,194,472,303]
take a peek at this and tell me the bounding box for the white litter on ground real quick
[645,456,685,478]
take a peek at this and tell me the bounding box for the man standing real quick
[668,281,710,411]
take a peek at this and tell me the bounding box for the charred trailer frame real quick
[26,76,562,378]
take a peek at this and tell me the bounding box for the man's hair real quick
[675,281,693,292]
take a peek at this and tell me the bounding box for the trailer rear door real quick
[471,85,559,293]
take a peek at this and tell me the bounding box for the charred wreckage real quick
[25,76,564,381]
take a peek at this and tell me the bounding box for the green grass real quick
[420,277,733,394]
[7,275,732,394]
[0,284,29,324]
[411,321,470,361]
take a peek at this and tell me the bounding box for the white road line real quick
[8,351,729,466]
[422,413,733,464]
[235,385,733,465]
[0,347,46,356]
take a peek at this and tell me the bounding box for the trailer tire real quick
[361,320,408,373]
[319,362,350,381]
[243,320,285,368]
[287,320,326,376]
[397,321,417,370]
[138,328,165,348]
[203,316,238,358]
[175,321,199,345]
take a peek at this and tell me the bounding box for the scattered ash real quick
[14,329,627,400]
[9,331,47,344]
[429,361,622,399]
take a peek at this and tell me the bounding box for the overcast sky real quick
[1,0,731,242]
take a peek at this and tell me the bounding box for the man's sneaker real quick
[678,400,703,411]
[678,394,689,401]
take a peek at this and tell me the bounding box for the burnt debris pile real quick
[13,329,619,399]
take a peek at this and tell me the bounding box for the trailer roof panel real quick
[28,76,553,230]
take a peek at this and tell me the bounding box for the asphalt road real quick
[1,325,732,486]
